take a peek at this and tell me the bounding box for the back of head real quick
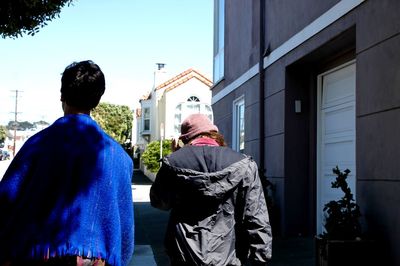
[179,113,219,144]
[61,60,105,110]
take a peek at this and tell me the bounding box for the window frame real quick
[232,96,245,152]
[174,98,214,135]
[142,107,151,132]
[213,0,225,83]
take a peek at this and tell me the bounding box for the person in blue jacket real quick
[0,60,134,266]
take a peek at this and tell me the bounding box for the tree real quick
[5,120,49,131]
[33,120,50,128]
[34,120,50,126]
[6,120,34,131]
[91,102,133,145]
[0,125,7,144]
[0,0,74,38]
[141,140,173,173]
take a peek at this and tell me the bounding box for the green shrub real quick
[0,125,7,143]
[142,140,173,173]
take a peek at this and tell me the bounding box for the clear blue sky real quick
[0,0,213,125]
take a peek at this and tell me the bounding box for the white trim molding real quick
[212,0,365,104]
[212,63,259,104]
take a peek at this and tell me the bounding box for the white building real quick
[135,65,213,152]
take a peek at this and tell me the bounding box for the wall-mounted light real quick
[295,100,302,113]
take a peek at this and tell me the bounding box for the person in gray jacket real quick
[150,114,272,266]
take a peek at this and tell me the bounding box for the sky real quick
[0,1,213,125]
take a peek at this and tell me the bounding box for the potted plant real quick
[316,166,375,265]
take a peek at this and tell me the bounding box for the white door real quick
[316,62,356,235]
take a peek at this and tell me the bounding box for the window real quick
[205,105,213,121]
[213,0,224,83]
[174,97,214,135]
[187,96,200,102]
[187,95,201,113]
[233,97,245,152]
[143,107,150,131]
[174,104,182,134]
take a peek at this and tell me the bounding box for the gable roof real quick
[155,68,212,92]
[139,92,151,102]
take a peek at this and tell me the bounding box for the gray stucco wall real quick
[212,0,400,263]
[225,1,259,84]
[265,0,340,50]
[355,1,400,264]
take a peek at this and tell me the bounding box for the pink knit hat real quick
[179,114,218,143]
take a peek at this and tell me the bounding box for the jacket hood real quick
[161,155,254,200]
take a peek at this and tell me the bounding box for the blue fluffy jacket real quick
[0,114,134,266]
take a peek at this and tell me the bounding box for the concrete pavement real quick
[129,169,170,266]
[129,169,316,266]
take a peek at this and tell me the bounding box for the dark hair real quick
[187,131,227,147]
[60,60,105,110]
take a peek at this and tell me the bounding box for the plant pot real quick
[315,236,376,266]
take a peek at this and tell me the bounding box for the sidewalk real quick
[129,169,170,266]
[129,169,315,266]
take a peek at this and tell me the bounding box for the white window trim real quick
[232,96,245,152]
[142,107,151,133]
[213,0,225,83]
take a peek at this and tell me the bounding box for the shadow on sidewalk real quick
[269,236,315,266]
[131,170,315,266]
[131,169,169,265]
[132,169,153,185]
[134,202,170,266]
[134,202,315,266]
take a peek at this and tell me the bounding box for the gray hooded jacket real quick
[150,146,272,266]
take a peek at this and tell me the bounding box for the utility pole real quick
[10,90,22,157]
[159,123,164,167]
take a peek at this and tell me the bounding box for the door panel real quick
[317,62,356,234]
